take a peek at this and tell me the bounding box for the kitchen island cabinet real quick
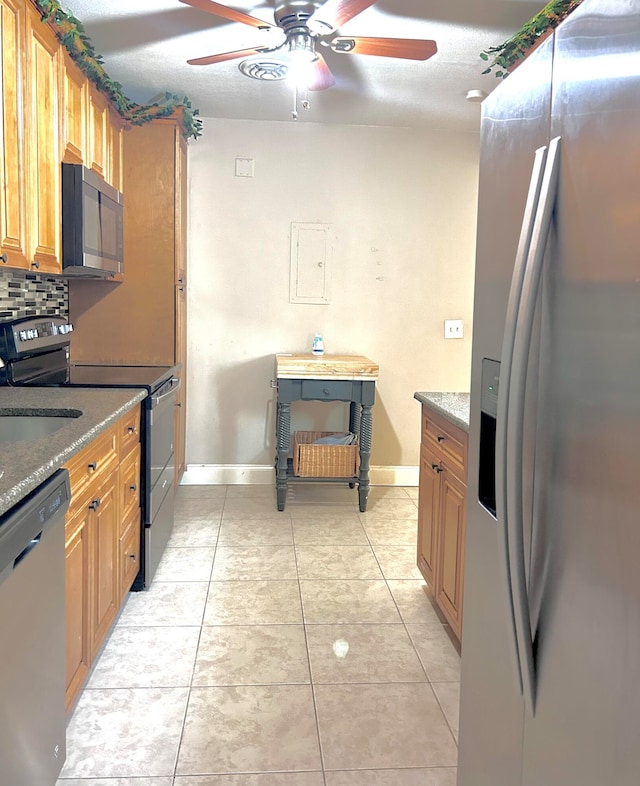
[275,354,378,512]
[415,392,470,642]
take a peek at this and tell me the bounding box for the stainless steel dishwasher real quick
[0,469,70,786]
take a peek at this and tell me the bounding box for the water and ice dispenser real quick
[479,358,500,517]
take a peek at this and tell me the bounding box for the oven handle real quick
[151,377,181,409]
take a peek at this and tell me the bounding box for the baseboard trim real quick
[182,464,419,486]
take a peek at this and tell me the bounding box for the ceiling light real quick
[287,31,318,63]
[466,89,487,103]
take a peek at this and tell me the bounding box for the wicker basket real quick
[292,431,359,478]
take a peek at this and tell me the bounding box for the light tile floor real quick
[57,484,460,786]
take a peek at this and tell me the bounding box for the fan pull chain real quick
[292,83,311,121]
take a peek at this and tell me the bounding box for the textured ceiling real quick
[60,0,543,130]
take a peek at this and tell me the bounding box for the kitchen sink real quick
[0,409,82,443]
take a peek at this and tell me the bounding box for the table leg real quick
[349,401,362,437]
[358,404,373,512]
[348,402,362,488]
[275,402,290,511]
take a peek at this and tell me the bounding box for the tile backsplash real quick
[0,269,68,320]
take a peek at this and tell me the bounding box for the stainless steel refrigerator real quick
[458,1,640,784]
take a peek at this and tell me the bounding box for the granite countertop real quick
[414,392,471,432]
[0,387,147,517]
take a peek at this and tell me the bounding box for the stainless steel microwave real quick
[61,163,124,277]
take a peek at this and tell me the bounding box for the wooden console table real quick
[274,354,379,512]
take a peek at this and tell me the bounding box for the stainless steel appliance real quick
[0,469,70,786]
[0,315,179,588]
[61,163,124,277]
[458,2,640,785]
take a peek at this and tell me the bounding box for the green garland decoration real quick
[480,0,584,78]
[34,0,203,139]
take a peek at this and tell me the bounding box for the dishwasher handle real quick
[0,469,70,587]
[13,532,42,569]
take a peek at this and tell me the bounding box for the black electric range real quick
[0,314,181,588]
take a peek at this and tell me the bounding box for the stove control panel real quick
[0,316,73,360]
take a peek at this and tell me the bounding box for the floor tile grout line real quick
[171,488,225,782]
[361,513,448,689]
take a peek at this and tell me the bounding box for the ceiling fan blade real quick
[179,0,273,29]
[331,36,438,60]
[308,0,376,32]
[187,46,267,66]
[306,54,336,91]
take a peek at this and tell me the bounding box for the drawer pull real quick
[88,461,97,471]
[127,425,136,434]
[129,484,137,492]
[0,253,7,264]
[89,497,101,511]
[431,463,444,474]
[437,435,446,443]
[323,387,330,395]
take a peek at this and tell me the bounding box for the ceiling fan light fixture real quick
[287,31,318,62]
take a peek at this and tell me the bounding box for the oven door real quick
[149,377,180,489]
[145,376,181,587]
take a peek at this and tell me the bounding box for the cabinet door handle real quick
[127,425,136,434]
[431,463,444,474]
[0,253,7,264]
[88,461,97,471]
[89,497,101,511]
[437,435,446,443]
[129,553,137,561]
[129,484,137,492]
[31,260,40,269]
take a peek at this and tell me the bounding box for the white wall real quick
[186,118,479,477]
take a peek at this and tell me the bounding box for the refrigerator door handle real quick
[496,144,549,697]
[507,135,562,715]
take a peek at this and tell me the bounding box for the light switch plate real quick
[444,319,464,339]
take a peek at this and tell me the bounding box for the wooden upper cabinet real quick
[1,1,128,276]
[60,51,86,165]
[108,110,124,191]
[25,1,60,273]
[0,0,28,269]
[87,85,109,179]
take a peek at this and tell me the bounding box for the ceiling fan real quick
[178,0,438,92]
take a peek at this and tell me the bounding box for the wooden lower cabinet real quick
[64,503,91,712]
[89,470,119,661]
[119,506,141,600]
[417,405,468,641]
[64,408,142,712]
[434,465,466,637]
[417,442,440,586]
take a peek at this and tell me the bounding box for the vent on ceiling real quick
[239,58,289,81]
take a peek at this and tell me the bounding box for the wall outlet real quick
[444,319,464,339]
